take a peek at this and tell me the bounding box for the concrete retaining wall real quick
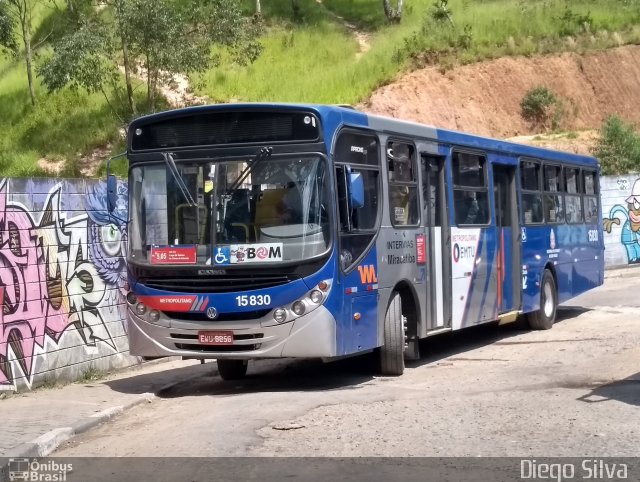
[0,173,636,390]
[0,178,137,391]
[601,174,640,267]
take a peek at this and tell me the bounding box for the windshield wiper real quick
[226,146,273,194]
[217,146,272,228]
[163,152,196,207]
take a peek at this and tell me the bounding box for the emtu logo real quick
[357,265,378,284]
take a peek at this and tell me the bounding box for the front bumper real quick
[128,305,337,359]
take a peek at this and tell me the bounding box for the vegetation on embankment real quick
[2,0,640,177]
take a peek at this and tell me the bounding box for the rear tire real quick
[217,359,248,380]
[527,269,557,330]
[380,292,405,376]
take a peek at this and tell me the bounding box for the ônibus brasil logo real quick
[8,458,73,481]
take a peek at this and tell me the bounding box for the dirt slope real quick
[362,45,640,144]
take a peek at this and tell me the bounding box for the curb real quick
[604,265,640,279]
[1,365,205,463]
[3,393,155,459]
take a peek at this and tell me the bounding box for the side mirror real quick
[349,171,364,209]
[107,175,118,213]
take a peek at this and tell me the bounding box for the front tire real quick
[527,269,557,330]
[380,292,406,376]
[217,359,248,380]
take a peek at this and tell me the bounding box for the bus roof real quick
[129,103,598,167]
[362,109,598,167]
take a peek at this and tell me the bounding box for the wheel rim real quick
[543,281,554,318]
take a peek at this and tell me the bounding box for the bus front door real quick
[492,164,521,314]
[421,154,451,331]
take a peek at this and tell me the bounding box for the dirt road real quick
[55,269,640,457]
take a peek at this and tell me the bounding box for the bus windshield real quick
[128,155,331,266]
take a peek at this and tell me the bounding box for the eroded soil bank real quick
[362,45,640,143]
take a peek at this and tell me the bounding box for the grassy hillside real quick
[2,0,640,177]
[197,0,640,103]
[0,60,123,177]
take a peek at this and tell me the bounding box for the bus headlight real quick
[135,303,147,316]
[309,290,323,304]
[127,292,137,305]
[265,280,332,326]
[292,301,306,316]
[148,310,160,323]
[273,308,287,323]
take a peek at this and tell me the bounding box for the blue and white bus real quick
[107,103,604,379]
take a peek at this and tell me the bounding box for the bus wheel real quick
[527,270,557,330]
[380,292,405,376]
[216,359,248,380]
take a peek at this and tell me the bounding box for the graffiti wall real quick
[601,174,640,267]
[0,173,634,389]
[0,178,137,391]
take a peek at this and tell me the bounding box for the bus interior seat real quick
[255,188,287,231]
[224,189,252,242]
[533,198,543,222]
[391,187,411,225]
[175,204,208,244]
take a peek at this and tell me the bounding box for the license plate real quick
[198,331,234,345]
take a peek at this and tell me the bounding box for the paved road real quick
[55,270,640,457]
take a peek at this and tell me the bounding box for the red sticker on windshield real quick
[151,246,197,264]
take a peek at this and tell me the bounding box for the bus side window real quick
[520,159,543,225]
[336,166,379,232]
[334,130,380,270]
[543,164,564,224]
[387,140,419,226]
[452,151,490,226]
[564,167,583,224]
[582,170,599,224]
[336,166,350,232]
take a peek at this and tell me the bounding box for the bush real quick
[520,86,564,130]
[592,115,640,175]
[521,86,556,121]
[557,7,593,36]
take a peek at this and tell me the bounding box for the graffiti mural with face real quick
[0,179,130,389]
[603,178,640,264]
[86,182,129,323]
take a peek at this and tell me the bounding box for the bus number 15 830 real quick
[236,294,271,307]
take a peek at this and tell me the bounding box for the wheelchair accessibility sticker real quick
[213,246,231,265]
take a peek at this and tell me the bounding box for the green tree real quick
[0,1,17,55]
[37,17,124,119]
[0,0,47,105]
[592,116,640,175]
[291,0,301,22]
[383,0,404,23]
[38,0,262,116]
[430,0,454,27]
[122,0,209,112]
